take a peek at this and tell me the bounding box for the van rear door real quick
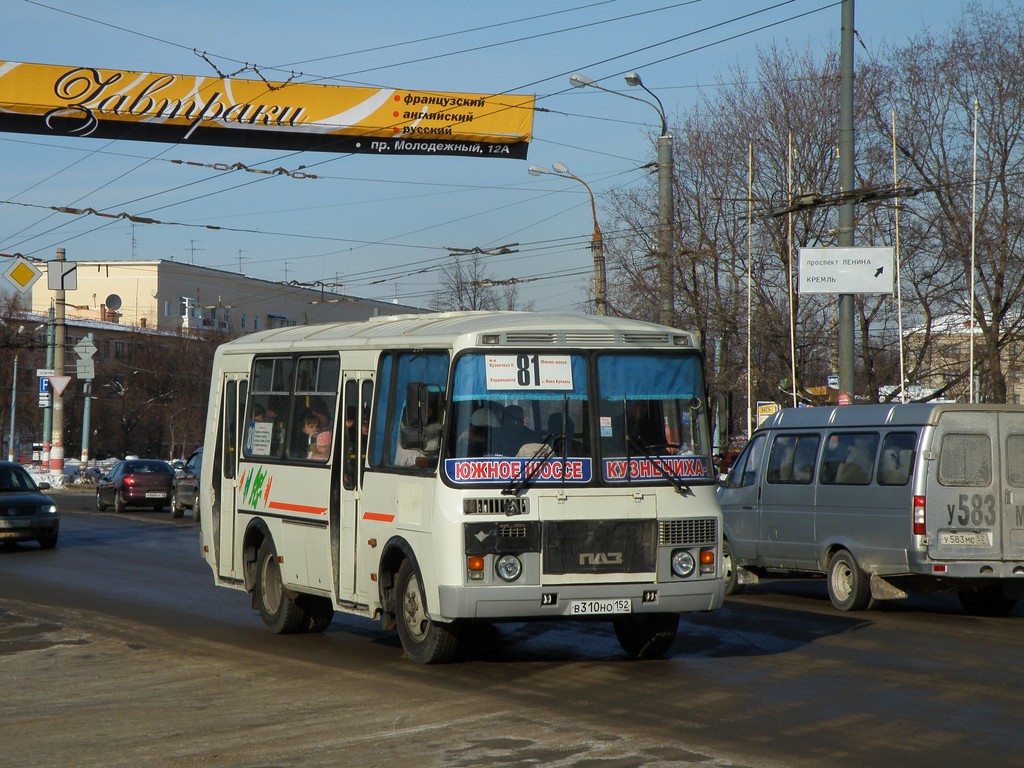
[924,410,1024,562]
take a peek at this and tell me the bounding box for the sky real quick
[0,0,982,313]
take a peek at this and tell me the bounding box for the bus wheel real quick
[827,549,871,611]
[958,586,1016,616]
[395,559,459,664]
[722,539,744,596]
[613,613,679,659]
[306,596,335,633]
[256,541,308,634]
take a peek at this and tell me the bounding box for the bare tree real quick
[431,253,533,312]
[865,2,1024,402]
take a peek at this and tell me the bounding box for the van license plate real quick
[939,531,991,546]
[568,599,631,615]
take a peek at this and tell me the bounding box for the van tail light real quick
[913,495,926,536]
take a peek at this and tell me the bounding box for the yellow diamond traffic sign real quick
[3,257,42,294]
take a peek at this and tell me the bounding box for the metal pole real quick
[80,332,94,468]
[81,380,92,469]
[42,305,54,470]
[51,248,66,477]
[573,173,606,316]
[837,0,856,401]
[657,133,674,325]
[7,350,16,463]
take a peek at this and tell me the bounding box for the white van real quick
[718,403,1024,614]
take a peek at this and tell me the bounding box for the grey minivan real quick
[719,403,1024,615]
[171,447,202,523]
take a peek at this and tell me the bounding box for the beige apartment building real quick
[28,259,418,334]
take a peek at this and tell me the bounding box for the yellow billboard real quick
[0,60,534,159]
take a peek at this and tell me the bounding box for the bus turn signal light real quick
[699,547,716,574]
[467,556,485,580]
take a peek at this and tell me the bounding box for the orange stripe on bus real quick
[362,511,395,522]
[268,501,327,516]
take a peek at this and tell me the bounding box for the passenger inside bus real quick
[500,404,539,456]
[459,407,499,457]
[396,393,442,467]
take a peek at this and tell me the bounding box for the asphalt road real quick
[2,488,1023,768]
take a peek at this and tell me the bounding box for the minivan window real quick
[725,433,765,489]
[938,433,991,487]
[820,432,879,485]
[1008,435,1024,487]
[766,434,819,485]
[878,432,916,486]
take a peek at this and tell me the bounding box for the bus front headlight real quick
[495,554,523,582]
[671,549,695,578]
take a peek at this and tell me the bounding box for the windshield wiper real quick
[626,435,694,497]
[501,433,561,497]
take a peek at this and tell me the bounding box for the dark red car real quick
[96,459,175,513]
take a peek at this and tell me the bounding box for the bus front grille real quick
[542,519,657,575]
[659,518,718,546]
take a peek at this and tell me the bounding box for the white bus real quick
[198,311,723,662]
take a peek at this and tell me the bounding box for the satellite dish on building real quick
[105,294,122,311]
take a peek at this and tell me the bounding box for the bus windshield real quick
[596,352,711,483]
[444,350,712,485]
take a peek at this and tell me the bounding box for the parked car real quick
[96,459,175,513]
[171,447,203,523]
[0,462,59,548]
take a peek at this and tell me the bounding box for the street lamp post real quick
[528,162,607,316]
[8,324,24,463]
[570,71,674,324]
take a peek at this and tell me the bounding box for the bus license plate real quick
[568,599,631,615]
[939,531,991,546]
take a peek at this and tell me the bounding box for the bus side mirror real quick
[405,382,428,428]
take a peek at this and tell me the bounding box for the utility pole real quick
[41,306,54,470]
[51,248,66,476]
[837,0,856,401]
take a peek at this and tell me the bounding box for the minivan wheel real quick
[722,539,744,596]
[827,549,871,611]
[958,586,1016,616]
[170,489,185,518]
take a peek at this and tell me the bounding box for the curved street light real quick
[570,70,674,324]
[528,162,607,316]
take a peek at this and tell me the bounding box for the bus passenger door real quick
[337,374,373,602]
[215,373,247,579]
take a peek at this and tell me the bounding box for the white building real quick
[29,259,419,334]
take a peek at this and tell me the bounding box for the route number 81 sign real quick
[485,354,573,390]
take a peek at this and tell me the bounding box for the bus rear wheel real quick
[612,613,679,659]
[395,559,459,664]
[256,541,308,633]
